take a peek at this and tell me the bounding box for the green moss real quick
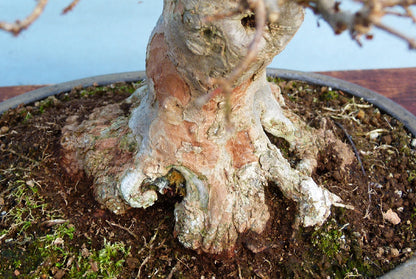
[23,111,33,123]
[38,96,58,113]
[79,86,108,97]
[305,218,383,278]
[68,239,129,278]
[79,82,140,98]
[408,170,416,183]
[31,224,128,278]
[411,207,416,219]
[118,84,138,94]
[61,93,70,101]
[311,220,343,258]
[320,90,339,100]
[267,76,285,83]
[2,180,46,235]
[0,178,123,278]
[0,242,44,277]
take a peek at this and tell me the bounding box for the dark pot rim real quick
[0,69,415,277]
[267,69,416,137]
[0,71,145,116]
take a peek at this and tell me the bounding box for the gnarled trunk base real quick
[61,74,353,253]
[60,0,354,254]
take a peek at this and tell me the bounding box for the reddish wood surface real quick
[0,68,415,116]
[318,68,416,116]
[0,85,47,102]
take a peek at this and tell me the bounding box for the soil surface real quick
[0,79,415,278]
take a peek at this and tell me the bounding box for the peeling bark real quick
[61,0,354,254]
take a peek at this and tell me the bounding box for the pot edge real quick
[0,69,415,277]
[1,69,415,136]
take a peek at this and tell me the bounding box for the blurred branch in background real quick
[0,0,49,36]
[0,0,416,49]
[62,0,81,15]
[0,0,414,47]
[0,0,81,36]
[295,0,416,49]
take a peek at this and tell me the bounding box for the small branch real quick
[225,0,267,85]
[207,0,267,126]
[297,0,358,34]
[105,220,139,240]
[380,0,416,8]
[136,254,150,279]
[166,261,181,279]
[405,7,416,22]
[296,0,416,49]
[0,0,49,36]
[62,0,81,15]
[202,8,244,23]
[5,148,40,166]
[372,20,416,49]
[42,219,70,227]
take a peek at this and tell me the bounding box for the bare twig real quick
[296,0,416,49]
[205,0,267,125]
[0,0,49,36]
[202,0,415,127]
[203,8,245,23]
[136,254,150,279]
[225,0,267,84]
[105,220,139,240]
[62,0,81,15]
[42,219,69,227]
[405,7,416,22]
[372,20,416,49]
[5,148,40,166]
[166,261,181,279]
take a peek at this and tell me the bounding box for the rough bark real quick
[61,0,354,254]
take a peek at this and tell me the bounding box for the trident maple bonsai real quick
[2,0,415,254]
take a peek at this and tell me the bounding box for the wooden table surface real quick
[1,68,415,116]
[318,68,416,116]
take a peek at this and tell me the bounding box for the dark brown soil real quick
[0,79,415,278]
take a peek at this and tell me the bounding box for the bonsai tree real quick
[2,0,415,254]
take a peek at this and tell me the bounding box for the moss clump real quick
[311,219,343,258]
[37,96,60,113]
[320,89,339,100]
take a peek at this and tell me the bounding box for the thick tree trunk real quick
[61,0,353,254]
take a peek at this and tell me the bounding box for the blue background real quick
[0,0,415,86]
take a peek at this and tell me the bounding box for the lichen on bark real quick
[61,0,354,254]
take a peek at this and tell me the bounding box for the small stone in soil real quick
[390,248,400,258]
[376,247,385,258]
[356,110,365,120]
[383,209,401,225]
[0,126,9,134]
